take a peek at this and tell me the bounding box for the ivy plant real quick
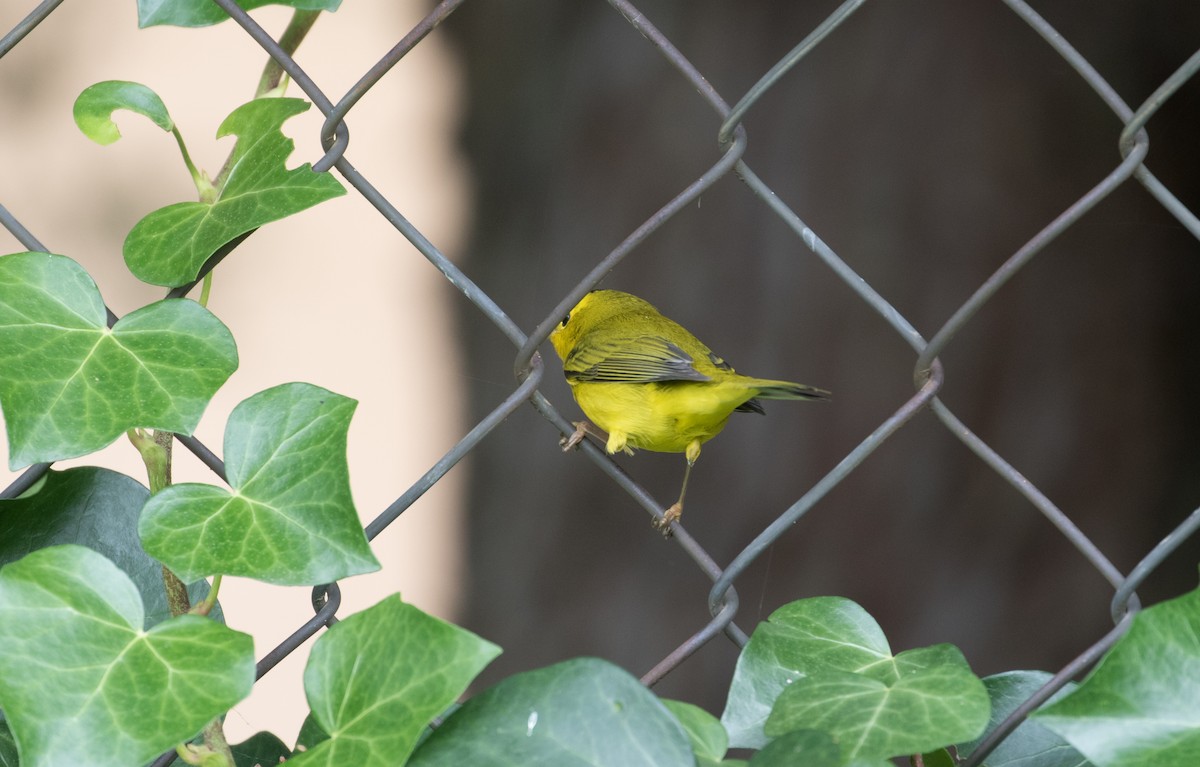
[1,2,1199,766]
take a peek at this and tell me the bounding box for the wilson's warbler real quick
[549,289,829,533]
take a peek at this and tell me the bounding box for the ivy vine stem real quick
[193,574,223,617]
[256,8,321,98]
[171,125,216,203]
[199,271,213,307]
[209,8,322,195]
[127,428,191,614]
[130,428,234,765]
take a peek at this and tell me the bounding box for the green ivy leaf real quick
[123,97,345,287]
[746,729,842,766]
[138,0,340,28]
[73,80,173,145]
[287,596,500,767]
[1032,583,1200,767]
[721,597,892,748]
[0,545,254,767]
[139,383,380,585]
[408,657,695,767]
[662,699,728,765]
[0,467,220,627]
[958,671,1089,767]
[914,750,957,767]
[0,252,237,469]
[295,712,330,752]
[231,732,292,766]
[765,644,989,761]
[0,720,16,766]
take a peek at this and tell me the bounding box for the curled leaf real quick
[73,80,173,145]
[138,0,341,29]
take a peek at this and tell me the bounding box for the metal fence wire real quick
[4,1,1200,765]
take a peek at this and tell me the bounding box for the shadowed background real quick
[2,0,1199,743]
[447,0,1200,714]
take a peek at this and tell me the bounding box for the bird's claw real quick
[560,421,590,452]
[654,503,682,538]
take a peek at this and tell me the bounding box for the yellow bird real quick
[549,289,829,533]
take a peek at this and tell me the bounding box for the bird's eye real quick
[559,312,571,327]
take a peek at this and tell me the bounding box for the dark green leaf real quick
[747,729,841,766]
[123,98,345,287]
[0,720,15,767]
[0,545,254,767]
[287,596,500,766]
[138,0,340,28]
[73,81,173,145]
[765,644,989,761]
[140,383,379,585]
[0,466,220,627]
[0,252,237,469]
[958,671,1089,767]
[295,712,329,752]
[408,657,695,767]
[1032,583,1200,767]
[722,597,891,748]
[231,731,292,766]
[914,749,956,767]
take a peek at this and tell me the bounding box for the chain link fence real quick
[4,1,1200,764]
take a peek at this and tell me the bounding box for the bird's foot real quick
[654,503,682,538]
[560,421,592,452]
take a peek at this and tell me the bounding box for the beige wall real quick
[0,3,467,744]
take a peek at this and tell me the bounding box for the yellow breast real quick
[570,379,751,455]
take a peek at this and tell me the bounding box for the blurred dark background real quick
[443,0,1200,715]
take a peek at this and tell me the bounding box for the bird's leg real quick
[655,440,701,536]
[560,421,604,452]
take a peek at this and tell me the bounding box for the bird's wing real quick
[564,335,712,383]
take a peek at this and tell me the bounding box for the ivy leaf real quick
[661,699,728,766]
[913,750,957,767]
[73,80,173,145]
[0,545,254,767]
[0,467,220,627]
[746,730,841,766]
[721,597,892,748]
[138,0,340,28]
[295,712,330,752]
[958,671,1090,767]
[287,596,500,767]
[139,383,380,585]
[0,252,237,470]
[123,97,345,287]
[0,720,16,766]
[407,657,695,767]
[154,731,294,767]
[1032,583,1200,767]
[765,644,990,761]
[230,732,292,766]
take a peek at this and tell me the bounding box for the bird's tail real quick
[748,379,831,402]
